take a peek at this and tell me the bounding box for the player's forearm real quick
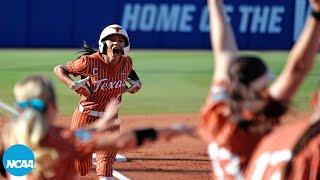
[208,0,238,55]
[53,65,74,87]
[94,126,192,151]
[287,16,320,76]
[95,128,159,151]
[94,131,137,151]
[270,16,320,101]
[208,0,238,83]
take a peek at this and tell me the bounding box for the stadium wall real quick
[0,0,310,49]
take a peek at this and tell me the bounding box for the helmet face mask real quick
[98,24,130,55]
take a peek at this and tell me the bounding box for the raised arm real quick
[208,0,238,83]
[269,0,320,101]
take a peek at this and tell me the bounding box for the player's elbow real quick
[53,65,61,74]
[291,61,313,77]
[53,64,67,76]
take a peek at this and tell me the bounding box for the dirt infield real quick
[53,113,211,180]
[0,112,310,180]
[53,112,309,180]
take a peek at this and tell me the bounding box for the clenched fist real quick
[124,79,142,94]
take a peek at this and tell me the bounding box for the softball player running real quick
[1,75,191,179]
[54,24,142,179]
[198,0,320,179]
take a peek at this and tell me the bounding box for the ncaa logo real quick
[2,144,35,176]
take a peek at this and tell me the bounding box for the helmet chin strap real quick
[101,41,108,55]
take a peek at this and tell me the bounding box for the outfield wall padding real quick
[0,0,310,49]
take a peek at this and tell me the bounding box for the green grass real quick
[0,49,319,115]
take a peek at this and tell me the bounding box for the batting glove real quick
[70,76,91,97]
[124,79,142,94]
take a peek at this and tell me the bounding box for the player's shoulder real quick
[72,53,93,63]
[77,52,100,60]
[121,55,133,66]
[304,132,320,151]
[122,55,133,62]
[84,52,101,61]
[296,121,320,151]
[75,52,102,67]
[285,123,320,178]
[253,120,311,157]
[265,120,309,143]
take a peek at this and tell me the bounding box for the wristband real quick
[311,9,320,21]
[128,70,140,81]
[134,128,158,146]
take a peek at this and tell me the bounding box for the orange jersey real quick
[245,120,320,180]
[26,126,97,180]
[198,83,278,179]
[66,52,133,111]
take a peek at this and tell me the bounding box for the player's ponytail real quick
[2,75,58,178]
[76,41,126,59]
[76,41,98,59]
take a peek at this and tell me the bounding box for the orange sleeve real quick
[127,55,133,63]
[65,56,89,76]
[290,136,320,180]
[198,80,229,142]
[198,103,228,143]
[127,56,133,70]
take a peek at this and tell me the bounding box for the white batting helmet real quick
[98,24,130,54]
[124,45,130,56]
